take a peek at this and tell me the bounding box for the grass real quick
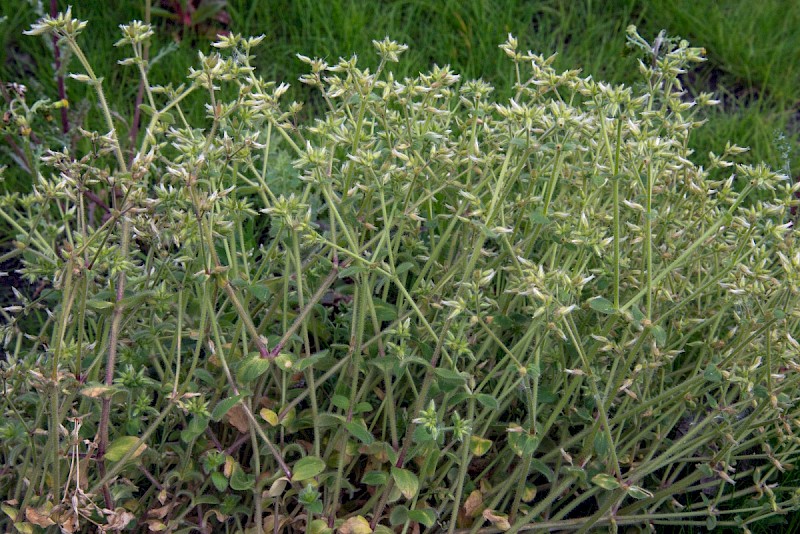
[1,0,796,182]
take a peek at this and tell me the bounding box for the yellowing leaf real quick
[469,436,492,457]
[105,436,147,463]
[268,477,290,497]
[338,515,372,534]
[224,455,235,477]
[390,467,419,500]
[522,484,537,502]
[1,503,19,522]
[308,518,332,534]
[13,522,35,534]
[260,408,279,426]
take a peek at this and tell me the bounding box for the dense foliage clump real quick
[1,10,799,533]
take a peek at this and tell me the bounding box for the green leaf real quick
[704,364,722,383]
[527,362,541,378]
[237,354,271,383]
[229,462,255,491]
[419,447,440,479]
[294,349,329,371]
[475,394,499,410]
[292,456,326,482]
[627,485,653,499]
[413,424,436,444]
[361,470,388,486]
[537,388,557,404]
[86,299,115,311]
[345,420,374,445]
[508,427,540,457]
[331,394,350,410]
[529,458,554,482]
[249,283,271,302]
[137,104,157,116]
[589,296,616,314]
[433,368,465,385]
[529,210,550,225]
[407,508,436,527]
[391,467,419,499]
[353,401,373,414]
[394,262,415,276]
[372,298,398,321]
[591,473,620,490]
[106,436,147,463]
[698,463,714,477]
[194,495,220,505]
[510,136,528,148]
[389,505,409,526]
[211,394,244,422]
[210,471,228,491]
[338,265,365,279]
[476,222,499,239]
[181,415,209,443]
[593,433,609,458]
[651,325,666,347]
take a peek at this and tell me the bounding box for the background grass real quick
[1,1,798,531]
[1,0,797,187]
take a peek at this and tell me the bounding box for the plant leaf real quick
[260,407,279,426]
[391,467,419,499]
[361,470,388,486]
[591,473,620,490]
[211,394,244,422]
[589,296,615,314]
[237,354,271,383]
[389,505,409,526]
[627,485,653,499]
[475,394,499,410]
[345,420,374,445]
[469,435,492,456]
[106,436,147,463]
[210,471,228,491]
[407,508,436,527]
[338,515,372,534]
[292,456,326,482]
[704,364,722,383]
[229,462,255,491]
[482,509,511,531]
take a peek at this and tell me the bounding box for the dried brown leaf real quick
[226,403,249,433]
[482,509,511,531]
[25,506,55,527]
[463,489,483,517]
